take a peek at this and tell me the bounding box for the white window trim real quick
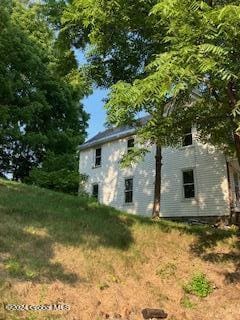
[92,147,102,168]
[123,176,134,205]
[92,183,99,200]
[181,128,194,148]
[181,167,197,201]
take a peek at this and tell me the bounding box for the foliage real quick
[104,0,240,156]
[120,146,149,168]
[53,0,240,160]
[27,153,88,195]
[28,169,78,195]
[0,0,90,189]
[48,0,161,86]
[183,272,214,298]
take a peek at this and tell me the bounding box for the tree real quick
[106,0,240,163]
[106,0,240,216]
[47,0,240,212]
[45,0,168,216]
[0,0,90,193]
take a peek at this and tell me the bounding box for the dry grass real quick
[0,179,239,320]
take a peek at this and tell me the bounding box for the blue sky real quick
[83,88,108,139]
[76,49,108,140]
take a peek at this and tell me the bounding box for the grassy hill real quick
[0,179,239,320]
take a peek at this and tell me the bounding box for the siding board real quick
[79,133,230,217]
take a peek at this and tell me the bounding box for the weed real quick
[183,272,214,298]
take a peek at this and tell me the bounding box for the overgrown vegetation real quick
[0,179,239,320]
[0,0,89,194]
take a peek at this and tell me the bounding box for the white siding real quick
[79,137,155,216]
[79,129,230,217]
[160,129,230,217]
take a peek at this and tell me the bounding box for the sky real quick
[76,49,108,140]
[83,88,108,140]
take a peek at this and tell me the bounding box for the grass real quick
[0,179,239,320]
[180,295,196,309]
[156,262,177,279]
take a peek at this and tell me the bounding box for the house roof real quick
[80,115,150,150]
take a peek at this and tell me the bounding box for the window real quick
[233,173,240,206]
[125,178,133,203]
[127,138,134,153]
[183,170,195,198]
[92,184,99,200]
[95,148,102,167]
[182,128,192,146]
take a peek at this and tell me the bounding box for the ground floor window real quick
[92,183,99,200]
[182,169,195,198]
[125,178,133,203]
[233,172,240,206]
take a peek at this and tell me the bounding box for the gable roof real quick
[80,115,150,150]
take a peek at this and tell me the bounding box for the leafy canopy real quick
[0,0,90,193]
[52,0,240,158]
[106,0,240,154]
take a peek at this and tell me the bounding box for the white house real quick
[79,122,240,221]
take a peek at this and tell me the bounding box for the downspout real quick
[226,159,233,223]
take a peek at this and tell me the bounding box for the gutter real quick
[79,128,136,151]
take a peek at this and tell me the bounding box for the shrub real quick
[26,153,88,195]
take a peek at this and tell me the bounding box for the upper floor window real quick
[125,178,133,203]
[182,128,192,147]
[127,138,134,153]
[92,183,99,200]
[183,169,195,198]
[95,148,102,167]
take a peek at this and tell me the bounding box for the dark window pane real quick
[125,178,133,191]
[183,170,194,184]
[95,156,101,166]
[96,148,101,156]
[125,191,133,203]
[182,128,192,146]
[127,138,134,148]
[184,128,192,135]
[125,178,133,203]
[183,134,192,146]
[95,148,102,166]
[184,184,195,198]
[92,184,99,199]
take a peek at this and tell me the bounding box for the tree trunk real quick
[152,145,162,219]
[234,133,240,166]
[227,81,240,166]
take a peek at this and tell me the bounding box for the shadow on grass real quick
[0,180,239,285]
[0,182,135,284]
[135,216,240,283]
